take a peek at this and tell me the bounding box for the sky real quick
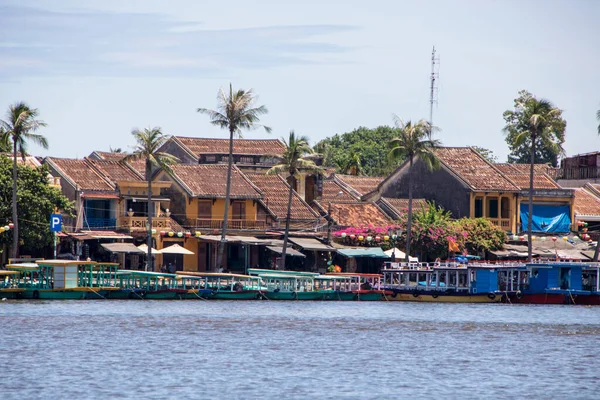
[1,0,599,161]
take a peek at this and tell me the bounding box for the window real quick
[197,201,212,219]
[240,156,254,164]
[204,155,216,163]
[487,198,498,218]
[232,201,246,220]
[501,197,510,219]
[474,198,483,218]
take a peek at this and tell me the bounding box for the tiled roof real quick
[169,164,262,199]
[91,151,147,176]
[47,158,115,192]
[1,154,43,168]
[433,147,520,191]
[327,202,392,227]
[174,137,285,156]
[335,175,384,197]
[320,179,358,202]
[382,197,429,214]
[88,159,144,182]
[574,188,600,217]
[494,163,559,190]
[245,173,319,220]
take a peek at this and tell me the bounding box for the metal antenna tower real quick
[429,46,440,128]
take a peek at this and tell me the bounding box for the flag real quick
[448,239,460,253]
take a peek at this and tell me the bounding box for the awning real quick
[161,244,195,255]
[266,246,306,257]
[289,238,335,251]
[121,195,171,202]
[383,248,418,262]
[337,247,389,258]
[101,243,144,254]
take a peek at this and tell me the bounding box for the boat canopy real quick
[175,271,255,279]
[266,246,306,257]
[101,243,144,254]
[248,269,319,277]
[337,248,389,258]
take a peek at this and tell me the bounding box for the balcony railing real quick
[185,218,266,230]
[119,215,171,231]
[489,218,511,230]
[84,218,116,230]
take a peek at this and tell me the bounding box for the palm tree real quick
[123,128,178,271]
[503,98,565,262]
[267,131,322,269]
[388,117,440,263]
[0,102,48,259]
[341,150,363,176]
[109,146,123,153]
[197,84,270,270]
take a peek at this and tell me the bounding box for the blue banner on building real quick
[520,204,571,233]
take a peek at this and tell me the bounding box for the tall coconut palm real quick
[388,117,440,263]
[503,97,565,262]
[0,103,48,259]
[123,127,178,271]
[197,84,270,271]
[341,150,363,176]
[267,131,322,269]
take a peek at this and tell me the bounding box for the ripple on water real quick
[0,301,599,399]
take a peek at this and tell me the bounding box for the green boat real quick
[114,271,188,299]
[0,270,25,299]
[6,260,120,300]
[176,272,262,300]
[324,273,387,301]
[251,272,324,300]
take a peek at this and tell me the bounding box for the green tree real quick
[456,218,506,255]
[0,127,10,153]
[123,128,178,271]
[267,131,322,269]
[315,126,403,176]
[389,117,441,263]
[109,146,123,153]
[504,90,566,167]
[472,146,498,163]
[0,102,48,258]
[0,157,73,257]
[503,91,566,261]
[197,84,270,270]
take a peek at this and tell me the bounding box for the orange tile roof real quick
[327,202,392,227]
[433,147,520,191]
[245,173,319,220]
[494,163,559,190]
[382,198,428,214]
[88,159,144,182]
[91,151,147,177]
[335,175,384,197]
[47,158,115,192]
[1,154,43,168]
[174,137,285,157]
[169,164,262,199]
[574,188,600,217]
[320,179,357,202]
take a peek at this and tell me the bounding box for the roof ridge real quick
[169,136,198,160]
[44,157,78,190]
[466,147,521,191]
[273,174,320,218]
[82,158,117,190]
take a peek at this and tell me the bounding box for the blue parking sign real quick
[50,214,62,232]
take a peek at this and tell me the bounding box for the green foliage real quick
[267,130,322,177]
[413,201,451,225]
[314,126,404,176]
[503,90,566,167]
[411,202,453,260]
[472,146,498,163]
[0,157,74,255]
[454,218,506,255]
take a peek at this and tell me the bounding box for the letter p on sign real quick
[50,214,62,232]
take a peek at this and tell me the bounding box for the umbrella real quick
[160,244,194,255]
[384,247,418,262]
[137,244,162,254]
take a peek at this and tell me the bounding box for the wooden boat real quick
[501,262,598,305]
[323,273,386,301]
[6,260,121,299]
[176,272,262,300]
[114,271,188,299]
[248,269,323,300]
[0,270,25,299]
[381,262,503,303]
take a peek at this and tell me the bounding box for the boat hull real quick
[506,293,567,305]
[20,289,88,300]
[0,288,25,299]
[143,289,188,300]
[385,290,502,303]
[261,291,323,300]
[574,294,600,305]
[207,290,260,300]
[321,291,385,301]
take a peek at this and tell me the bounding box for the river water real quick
[1,301,599,399]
